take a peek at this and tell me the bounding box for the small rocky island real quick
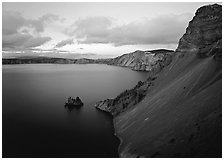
[65,96,83,107]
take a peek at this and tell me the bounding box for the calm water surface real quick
[3,64,148,158]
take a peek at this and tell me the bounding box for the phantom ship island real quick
[65,97,84,107]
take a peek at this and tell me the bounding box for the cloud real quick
[55,38,74,48]
[65,14,193,46]
[2,11,26,35]
[2,33,51,50]
[65,16,112,39]
[2,10,61,50]
[23,37,52,48]
[28,13,63,32]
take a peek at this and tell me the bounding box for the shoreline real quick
[113,119,123,158]
[95,107,121,158]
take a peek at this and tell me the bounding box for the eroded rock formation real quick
[105,49,174,72]
[95,80,154,116]
[177,4,221,56]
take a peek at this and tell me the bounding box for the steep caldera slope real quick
[96,4,222,157]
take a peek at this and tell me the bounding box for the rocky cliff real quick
[96,4,222,158]
[177,4,221,57]
[105,49,174,72]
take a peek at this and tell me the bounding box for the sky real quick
[2,2,220,58]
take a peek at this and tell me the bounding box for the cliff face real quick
[96,4,222,158]
[106,50,174,72]
[177,4,221,56]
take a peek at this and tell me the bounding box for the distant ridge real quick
[3,49,175,72]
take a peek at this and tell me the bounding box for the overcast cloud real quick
[3,2,216,57]
[65,13,193,46]
[55,38,74,48]
[2,10,62,50]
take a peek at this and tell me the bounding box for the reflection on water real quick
[65,105,82,112]
[3,64,149,158]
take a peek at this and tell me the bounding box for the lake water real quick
[2,64,148,158]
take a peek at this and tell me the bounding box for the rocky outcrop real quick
[176,3,222,62]
[96,3,222,158]
[95,80,154,116]
[176,4,222,56]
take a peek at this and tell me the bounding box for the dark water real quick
[2,64,148,158]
